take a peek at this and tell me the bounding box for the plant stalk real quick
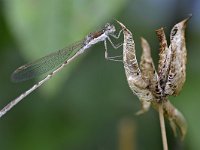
[159,103,168,150]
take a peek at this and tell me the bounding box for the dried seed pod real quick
[116,20,153,114]
[135,100,151,115]
[140,38,163,101]
[156,28,171,90]
[116,18,189,140]
[140,37,154,83]
[164,17,190,96]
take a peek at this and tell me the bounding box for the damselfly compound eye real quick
[104,23,116,35]
[105,23,111,28]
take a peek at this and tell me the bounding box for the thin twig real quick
[152,100,187,140]
[159,103,168,150]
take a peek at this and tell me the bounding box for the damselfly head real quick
[104,23,116,35]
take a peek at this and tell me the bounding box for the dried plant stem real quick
[158,103,168,150]
[152,100,187,140]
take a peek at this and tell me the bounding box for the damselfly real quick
[0,23,122,118]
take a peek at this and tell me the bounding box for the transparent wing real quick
[11,40,84,82]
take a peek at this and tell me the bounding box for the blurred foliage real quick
[0,0,200,150]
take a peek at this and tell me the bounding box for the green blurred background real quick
[0,0,199,150]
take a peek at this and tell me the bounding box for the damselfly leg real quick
[104,29,123,62]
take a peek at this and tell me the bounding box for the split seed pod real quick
[116,20,153,115]
[116,17,190,140]
[164,17,190,96]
